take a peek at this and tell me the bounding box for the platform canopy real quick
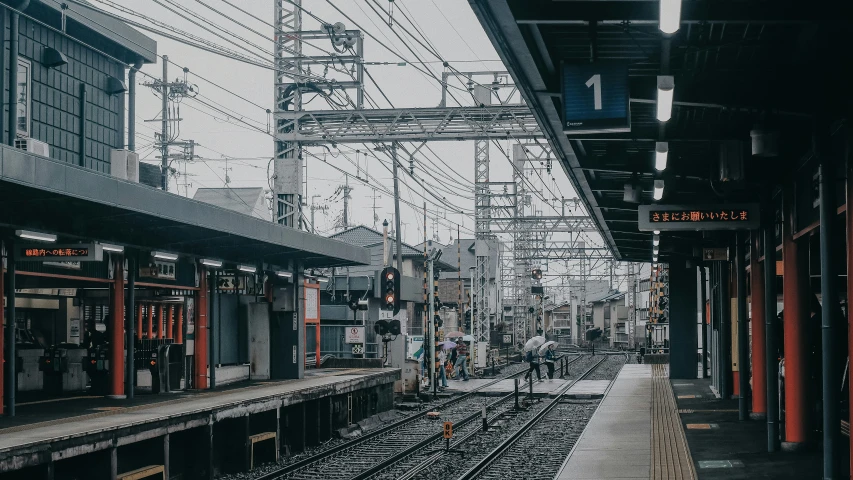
[0,146,370,269]
[470,0,848,262]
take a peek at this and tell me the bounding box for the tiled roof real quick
[331,226,423,257]
[192,187,266,219]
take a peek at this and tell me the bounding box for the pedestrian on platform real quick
[438,348,449,388]
[544,344,556,382]
[524,349,542,382]
[455,340,470,381]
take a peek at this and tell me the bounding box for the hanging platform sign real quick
[638,204,760,231]
[561,63,630,134]
[18,243,102,261]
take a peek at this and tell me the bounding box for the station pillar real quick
[0,244,4,416]
[194,265,209,389]
[750,233,767,420]
[109,256,126,399]
[136,304,143,340]
[147,303,153,339]
[166,305,174,340]
[846,142,853,476]
[782,187,809,448]
[176,305,184,344]
[668,261,697,379]
[158,305,166,339]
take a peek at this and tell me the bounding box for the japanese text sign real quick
[18,243,102,262]
[638,204,760,231]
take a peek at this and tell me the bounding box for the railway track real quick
[455,353,628,480]
[367,355,611,480]
[256,355,587,480]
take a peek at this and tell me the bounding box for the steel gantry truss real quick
[270,12,612,351]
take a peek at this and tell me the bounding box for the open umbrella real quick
[524,336,546,352]
[445,331,465,338]
[439,340,457,350]
[538,340,558,355]
[462,335,474,342]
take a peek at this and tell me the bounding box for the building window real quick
[17,58,31,138]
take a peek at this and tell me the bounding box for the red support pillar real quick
[1,262,5,416]
[783,187,808,445]
[158,304,165,339]
[176,306,184,344]
[109,257,125,398]
[166,305,174,340]
[136,303,143,340]
[194,267,209,389]
[751,233,767,418]
[147,303,153,339]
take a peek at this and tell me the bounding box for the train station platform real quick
[555,364,695,479]
[0,368,399,478]
[673,378,822,479]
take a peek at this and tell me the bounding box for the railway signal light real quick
[531,268,542,280]
[381,267,401,314]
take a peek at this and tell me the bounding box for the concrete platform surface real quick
[0,368,398,455]
[555,364,652,480]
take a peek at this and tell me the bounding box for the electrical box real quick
[15,138,50,157]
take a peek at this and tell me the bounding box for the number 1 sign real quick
[561,63,630,134]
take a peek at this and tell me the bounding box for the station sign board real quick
[561,63,630,134]
[18,243,102,262]
[345,326,365,344]
[638,204,760,231]
[139,259,176,280]
[702,248,729,261]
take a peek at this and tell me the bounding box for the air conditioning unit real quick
[110,149,140,182]
[14,138,50,157]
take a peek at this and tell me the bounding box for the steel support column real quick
[700,266,708,379]
[126,254,135,400]
[782,185,808,446]
[109,256,125,399]
[0,241,4,416]
[819,155,839,477]
[719,260,731,399]
[194,265,209,389]
[846,128,853,477]
[763,216,779,452]
[5,242,14,416]
[736,234,749,421]
[750,232,767,419]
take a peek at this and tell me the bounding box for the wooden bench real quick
[249,431,278,470]
[118,465,165,480]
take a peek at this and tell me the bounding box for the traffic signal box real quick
[381,266,401,315]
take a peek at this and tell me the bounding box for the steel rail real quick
[255,361,542,480]
[348,355,587,480]
[454,355,614,480]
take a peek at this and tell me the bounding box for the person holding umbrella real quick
[438,347,449,388]
[454,340,470,381]
[524,348,542,382]
[543,343,557,382]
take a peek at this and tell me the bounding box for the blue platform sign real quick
[561,63,630,134]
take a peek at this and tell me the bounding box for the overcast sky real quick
[80,0,637,291]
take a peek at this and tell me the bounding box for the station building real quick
[471,0,853,476]
[0,2,397,478]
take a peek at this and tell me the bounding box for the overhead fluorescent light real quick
[659,0,682,34]
[653,235,660,246]
[652,263,658,269]
[201,259,222,268]
[152,251,178,261]
[315,274,330,283]
[100,243,124,253]
[238,264,256,273]
[655,142,669,171]
[654,230,660,235]
[653,246,660,255]
[16,229,57,243]
[276,271,293,280]
[656,76,674,122]
[653,179,665,200]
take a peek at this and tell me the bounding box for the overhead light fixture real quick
[659,0,682,34]
[100,243,124,253]
[16,230,57,243]
[315,274,330,283]
[654,230,660,235]
[653,235,660,246]
[152,251,178,261]
[655,142,669,171]
[653,246,660,255]
[653,179,665,200]
[238,264,257,273]
[652,263,658,269]
[201,259,222,268]
[276,270,293,280]
[656,76,674,122]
